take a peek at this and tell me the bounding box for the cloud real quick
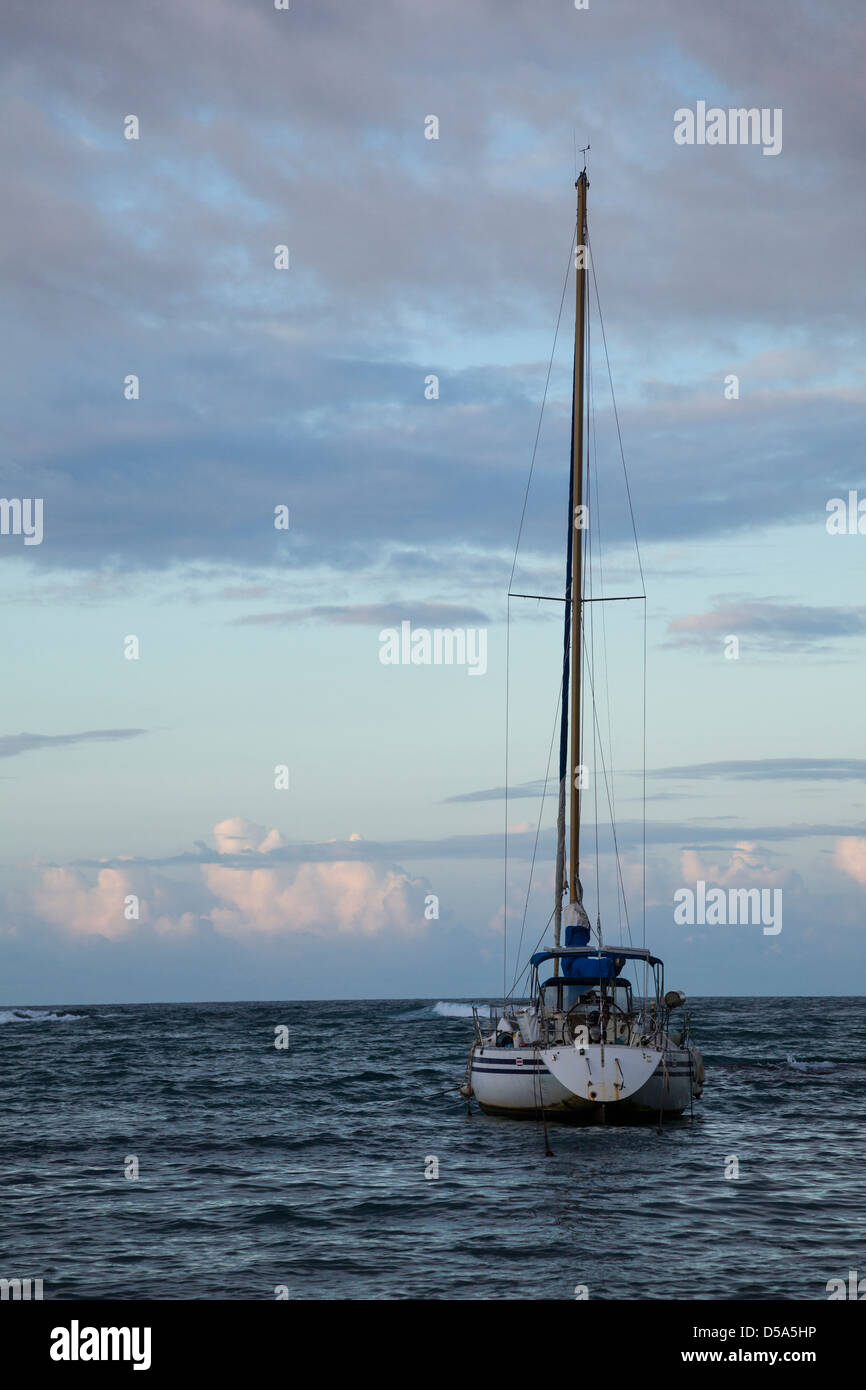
[204,817,429,938]
[24,817,431,942]
[220,584,271,600]
[233,602,490,627]
[29,865,198,940]
[0,729,148,760]
[679,841,800,890]
[445,779,548,803]
[654,758,866,782]
[666,598,866,652]
[1,0,864,588]
[833,837,866,887]
[68,817,866,877]
[212,816,277,855]
[202,860,427,940]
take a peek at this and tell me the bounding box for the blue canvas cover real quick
[560,923,623,982]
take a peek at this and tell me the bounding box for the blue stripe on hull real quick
[472,1066,549,1075]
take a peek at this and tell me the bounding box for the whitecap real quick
[786,1054,834,1072]
[432,1001,480,1019]
[0,1008,86,1024]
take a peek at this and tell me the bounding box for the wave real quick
[786,1055,835,1072]
[432,1001,480,1018]
[0,1008,86,1024]
[395,1000,482,1020]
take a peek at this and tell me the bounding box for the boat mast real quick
[553,168,588,956]
[569,168,588,905]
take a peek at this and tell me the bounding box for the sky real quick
[2,0,865,1003]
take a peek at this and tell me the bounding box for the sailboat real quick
[462,168,706,1121]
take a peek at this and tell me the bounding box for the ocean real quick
[2,996,863,1300]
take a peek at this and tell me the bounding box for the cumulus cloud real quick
[679,841,799,890]
[30,866,198,939]
[833,837,866,887]
[24,817,431,942]
[205,818,428,938]
[203,860,427,940]
[212,816,273,855]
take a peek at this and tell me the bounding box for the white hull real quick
[470,1041,698,1119]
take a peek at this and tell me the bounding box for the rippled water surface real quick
[2,997,864,1299]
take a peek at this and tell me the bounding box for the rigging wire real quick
[503,228,577,1002]
[587,226,648,976]
[508,677,563,998]
[579,263,635,951]
[586,229,645,591]
[504,599,509,1006]
[580,621,633,948]
[507,232,577,595]
[584,288,602,936]
[589,349,624,937]
[508,908,556,1001]
[503,215,648,995]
